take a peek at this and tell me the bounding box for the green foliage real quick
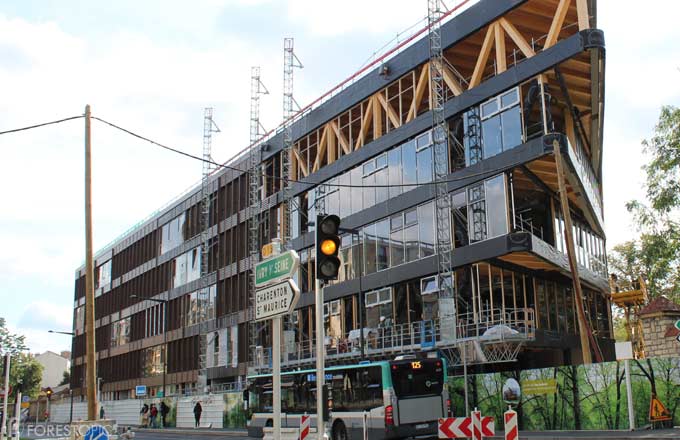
[0,317,28,356]
[610,106,680,301]
[59,370,70,386]
[9,353,43,399]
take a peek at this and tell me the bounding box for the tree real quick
[610,106,680,301]
[59,369,70,386]
[9,353,43,399]
[0,317,28,356]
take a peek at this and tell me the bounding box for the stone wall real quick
[641,313,680,358]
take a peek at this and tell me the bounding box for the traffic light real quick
[316,214,341,280]
[45,387,53,401]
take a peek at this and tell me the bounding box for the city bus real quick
[246,356,449,439]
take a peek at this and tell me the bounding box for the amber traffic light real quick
[316,214,341,281]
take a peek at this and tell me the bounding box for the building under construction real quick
[71,0,612,400]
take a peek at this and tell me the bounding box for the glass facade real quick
[111,317,130,347]
[303,131,438,234]
[333,200,437,283]
[466,87,523,166]
[161,213,186,254]
[554,208,607,277]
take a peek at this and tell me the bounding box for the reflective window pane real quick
[388,147,402,199]
[402,140,417,191]
[376,219,390,271]
[500,89,519,108]
[485,175,508,238]
[417,146,433,184]
[390,226,404,267]
[501,107,522,151]
[404,224,419,262]
[418,202,435,258]
[481,99,498,117]
[405,208,418,226]
[375,168,389,204]
[351,167,363,214]
[362,172,375,208]
[363,224,377,274]
[482,115,503,159]
[339,173,351,218]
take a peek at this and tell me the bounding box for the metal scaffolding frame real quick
[248,66,269,373]
[282,37,304,247]
[197,107,219,392]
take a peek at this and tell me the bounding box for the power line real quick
[0,115,84,135]
[92,115,526,190]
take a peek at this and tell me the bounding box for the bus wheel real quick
[332,420,347,440]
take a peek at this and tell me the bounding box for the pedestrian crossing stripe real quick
[649,395,672,422]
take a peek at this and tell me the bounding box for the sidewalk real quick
[136,427,248,437]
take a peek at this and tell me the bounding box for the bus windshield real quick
[390,359,444,398]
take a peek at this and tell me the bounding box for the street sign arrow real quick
[255,279,300,321]
[439,417,472,438]
[481,416,495,436]
[255,250,299,287]
[675,319,680,332]
[438,418,455,438]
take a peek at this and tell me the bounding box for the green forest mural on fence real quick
[448,357,680,430]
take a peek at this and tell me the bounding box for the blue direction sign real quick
[135,385,147,397]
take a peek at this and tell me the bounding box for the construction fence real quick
[449,355,680,430]
[48,391,247,429]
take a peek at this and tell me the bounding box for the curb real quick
[136,428,247,437]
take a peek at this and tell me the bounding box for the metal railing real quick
[250,309,535,370]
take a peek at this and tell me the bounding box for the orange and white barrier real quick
[299,414,310,440]
[504,408,518,440]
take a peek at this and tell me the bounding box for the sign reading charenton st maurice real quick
[255,250,299,287]
[255,279,300,321]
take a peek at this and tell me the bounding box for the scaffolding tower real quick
[428,0,456,344]
[610,275,648,359]
[198,107,220,392]
[248,66,269,373]
[282,37,304,245]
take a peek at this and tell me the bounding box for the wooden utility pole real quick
[84,104,98,420]
[553,140,593,364]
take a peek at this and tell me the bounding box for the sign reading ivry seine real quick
[255,250,299,287]
[255,279,300,321]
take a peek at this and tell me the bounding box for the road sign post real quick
[254,250,300,440]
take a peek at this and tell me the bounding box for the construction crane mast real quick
[198,108,220,392]
[248,66,269,372]
[282,37,304,244]
[428,0,456,340]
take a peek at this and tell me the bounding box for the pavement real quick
[14,424,680,440]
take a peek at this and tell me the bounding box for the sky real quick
[0,0,679,355]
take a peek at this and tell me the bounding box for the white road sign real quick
[255,279,300,321]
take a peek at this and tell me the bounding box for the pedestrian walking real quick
[100,406,105,420]
[140,403,149,427]
[160,401,169,428]
[193,401,202,428]
[149,404,158,428]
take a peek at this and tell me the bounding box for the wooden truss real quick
[291,0,593,180]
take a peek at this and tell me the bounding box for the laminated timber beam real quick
[289,30,605,201]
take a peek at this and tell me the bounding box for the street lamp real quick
[48,330,75,336]
[130,294,169,406]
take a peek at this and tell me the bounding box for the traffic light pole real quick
[314,278,325,440]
